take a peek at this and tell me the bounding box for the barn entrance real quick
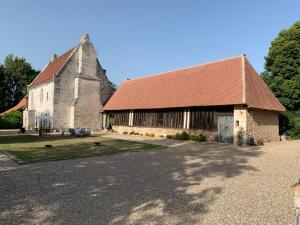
[217,115,234,143]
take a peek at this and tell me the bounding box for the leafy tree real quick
[262,20,300,111]
[0,55,39,113]
[0,111,23,129]
[0,65,6,112]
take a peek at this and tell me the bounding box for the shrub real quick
[0,111,23,129]
[129,131,135,135]
[159,135,164,138]
[123,131,128,135]
[134,132,139,135]
[236,128,245,146]
[166,135,174,139]
[173,131,190,140]
[247,137,256,146]
[145,133,155,137]
[190,133,206,142]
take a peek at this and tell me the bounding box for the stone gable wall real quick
[247,108,279,142]
[234,105,280,144]
[53,39,111,130]
[52,50,78,129]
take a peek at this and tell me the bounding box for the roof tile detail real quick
[104,56,285,112]
[0,97,27,115]
[30,48,74,88]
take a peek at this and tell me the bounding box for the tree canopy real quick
[0,55,39,113]
[262,20,300,111]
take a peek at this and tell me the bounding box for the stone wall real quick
[52,36,111,130]
[247,108,279,142]
[233,105,280,144]
[28,81,54,115]
[52,49,77,129]
[23,110,35,130]
[25,81,54,129]
[72,39,102,129]
[112,125,217,141]
[233,105,248,144]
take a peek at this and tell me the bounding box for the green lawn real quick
[0,135,162,163]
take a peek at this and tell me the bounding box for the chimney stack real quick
[80,33,89,42]
[51,54,57,62]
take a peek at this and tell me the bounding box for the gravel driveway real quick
[0,135,299,225]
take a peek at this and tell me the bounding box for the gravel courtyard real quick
[0,135,299,225]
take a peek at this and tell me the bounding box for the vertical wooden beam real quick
[183,109,187,129]
[187,108,191,130]
[128,110,134,126]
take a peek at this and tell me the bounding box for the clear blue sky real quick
[0,0,299,85]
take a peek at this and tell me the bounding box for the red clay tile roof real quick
[244,58,285,112]
[103,55,285,112]
[29,48,74,88]
[0,97,27,115]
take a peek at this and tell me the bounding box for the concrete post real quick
[293,180,300,224]
[183,109,187,129]
[186,109,191,130]
[129,110,134,126]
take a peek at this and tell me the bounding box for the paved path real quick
[0,135,299,225]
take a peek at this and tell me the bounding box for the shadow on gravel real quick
[0,138,263,225]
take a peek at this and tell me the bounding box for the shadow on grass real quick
[0,137,263,225]
[1,136,162,163]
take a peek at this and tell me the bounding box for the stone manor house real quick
[23,34,113,130]
[4,34,285,144]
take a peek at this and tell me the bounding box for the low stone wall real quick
[112,125,217,141]
[247,109,280,142]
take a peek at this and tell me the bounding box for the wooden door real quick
[217,115,234,143]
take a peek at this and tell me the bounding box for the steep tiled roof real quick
[244,58,285,111]
[103,55,285,112]
[0,97,27,115]
[29,48,74,88]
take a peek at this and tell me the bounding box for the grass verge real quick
[0,135,163,163]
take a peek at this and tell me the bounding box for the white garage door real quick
[217,115,234,143]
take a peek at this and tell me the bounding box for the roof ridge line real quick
[244,57,286,111]
[125,54,244,82]
[242,55,246,104]
[53,47,77,77]
[28,47,76,89]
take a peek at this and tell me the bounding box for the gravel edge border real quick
[0,149,25,165]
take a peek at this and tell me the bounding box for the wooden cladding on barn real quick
[133,109,184,128]
[106,106,234,131]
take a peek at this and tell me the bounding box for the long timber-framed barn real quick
[2,41,285,145]
[102,55,285,144]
